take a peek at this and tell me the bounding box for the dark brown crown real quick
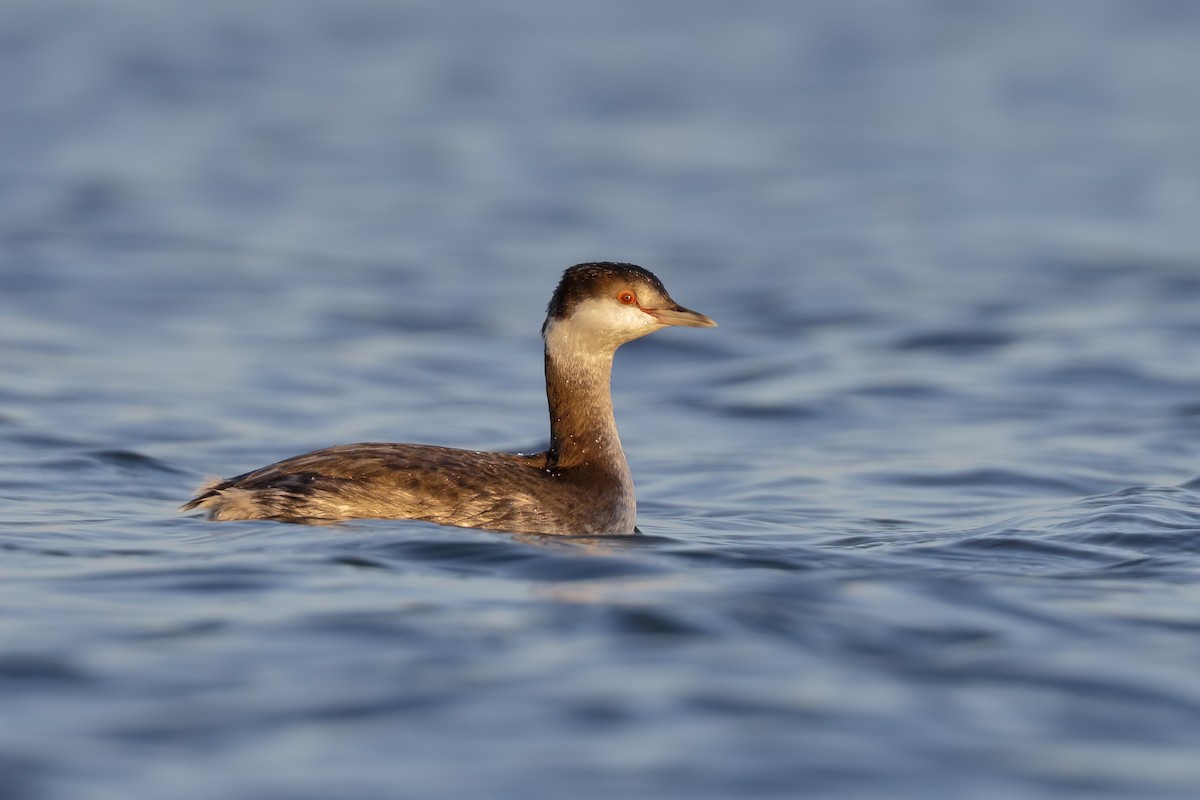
[545,262,668,322]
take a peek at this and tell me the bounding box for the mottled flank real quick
[182,444,633,534]
[182,263,715,534]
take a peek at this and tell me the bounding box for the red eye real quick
[617,290,636,305]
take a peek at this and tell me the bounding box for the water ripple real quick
[5,2,1200,799]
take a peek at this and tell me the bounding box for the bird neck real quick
[542,328,626,473]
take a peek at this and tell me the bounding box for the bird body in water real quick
[181,262,716,534]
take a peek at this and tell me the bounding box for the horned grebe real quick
[181,262,716,534]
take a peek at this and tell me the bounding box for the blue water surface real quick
[4,1,1200,798]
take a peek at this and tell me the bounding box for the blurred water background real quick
[4,1,1200,798]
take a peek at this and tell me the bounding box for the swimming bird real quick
[181,262,716,534]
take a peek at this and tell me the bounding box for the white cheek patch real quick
[579,298,655,329]
[545,298,660,353]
